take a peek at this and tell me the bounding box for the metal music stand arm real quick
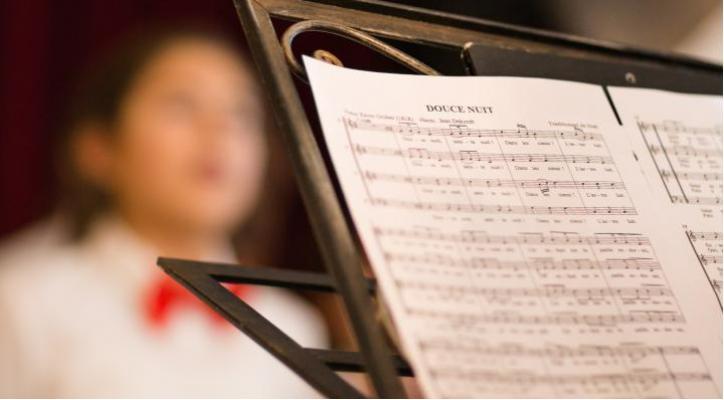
[157,258,413,399]
[230,0,413,397]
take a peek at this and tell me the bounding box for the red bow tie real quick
[144,272,251,329]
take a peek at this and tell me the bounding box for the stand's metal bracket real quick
[157,257,413,398]
[281,20,440,81]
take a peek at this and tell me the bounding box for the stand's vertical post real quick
[231,0,406,397]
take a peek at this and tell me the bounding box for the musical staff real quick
[686,229,723,307]
[672,195,722,205]
[689,231,722,241]
[398,280,674,298]
[638,120,721,136]
[407,309,685,325]
[364,170,626,190]
[384,252,661,271]
[370,197,637,215]
[418,340,701,358]
[637,119,723,207]
[649,144,720,158]
[355,143,615,164]
[700,254,723,265]
[374,227,652,246]
[348,119,604,141]
[429,370,710,398]
[430,370,710,385]
[660,170,721,181]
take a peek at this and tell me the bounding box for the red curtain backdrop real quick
[0,0,246,238]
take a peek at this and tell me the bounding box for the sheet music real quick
[609,88,723,308]
[304,57,722,398]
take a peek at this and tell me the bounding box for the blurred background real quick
[0,0,721,268]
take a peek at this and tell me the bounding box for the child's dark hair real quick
[57,26,253,239]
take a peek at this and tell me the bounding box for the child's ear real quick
[71,122,115,190]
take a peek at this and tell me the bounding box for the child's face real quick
[100,39,267,235]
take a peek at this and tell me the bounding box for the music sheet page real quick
[304,57,722,398]
[609,87,723,308]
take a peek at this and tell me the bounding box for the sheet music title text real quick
[425,105,493,114]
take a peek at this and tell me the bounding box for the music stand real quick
[158,1,721,397]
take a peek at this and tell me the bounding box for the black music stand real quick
[158,1,721,398]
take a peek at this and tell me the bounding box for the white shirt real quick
[0,216,328,398]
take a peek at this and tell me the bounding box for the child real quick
[0,28,327,397]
